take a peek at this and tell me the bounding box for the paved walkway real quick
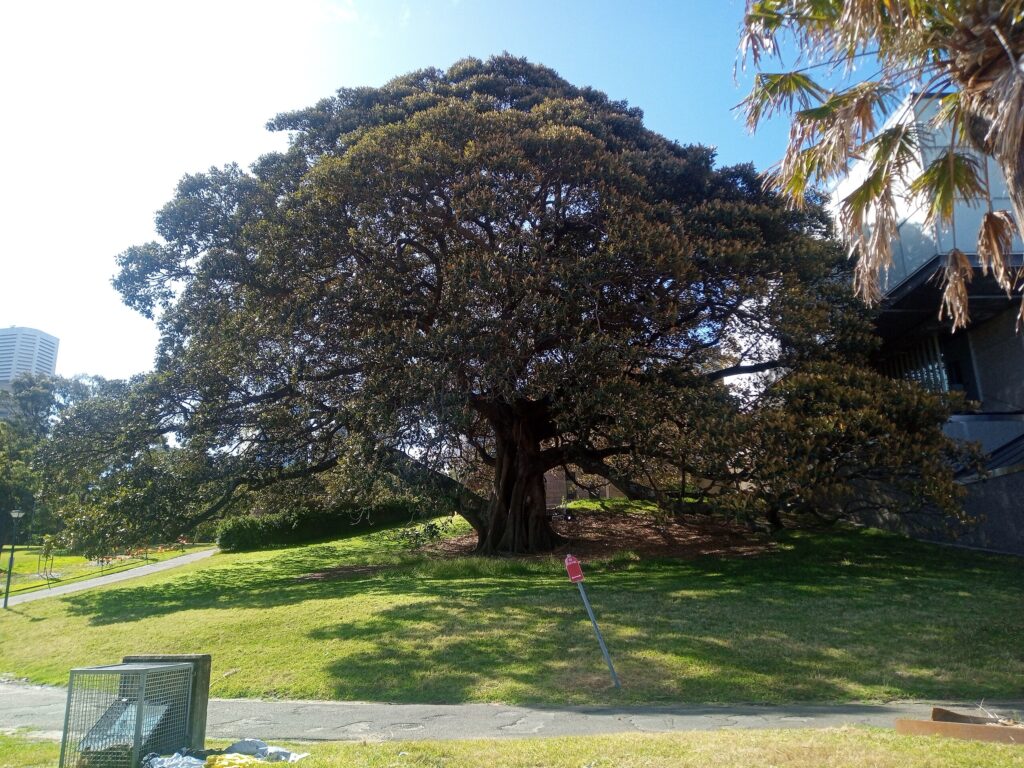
[4,549,217,606]
[3,681,1021,742]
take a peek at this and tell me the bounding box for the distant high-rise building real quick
[0,326,59,387]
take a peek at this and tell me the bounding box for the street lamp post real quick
[3,510,25,609]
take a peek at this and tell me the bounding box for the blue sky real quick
[0,0,791,379]
[306,0,790,169]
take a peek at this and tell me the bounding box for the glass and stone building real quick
[833,94,1024,554]
[0,326,59,389]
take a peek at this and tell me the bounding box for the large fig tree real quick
[110,56,872,553]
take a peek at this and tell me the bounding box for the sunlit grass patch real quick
[2,729,1021,768]
[0,519,1021,705]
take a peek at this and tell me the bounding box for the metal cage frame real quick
[59,662,193,768]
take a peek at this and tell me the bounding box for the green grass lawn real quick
[2,729,1022,768]
[0,545,213,597]
[0,519,1021,705]
[566,498,661,512]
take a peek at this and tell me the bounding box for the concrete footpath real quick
[3,681,1021,742]
[4,549,217,607]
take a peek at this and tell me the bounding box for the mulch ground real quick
[423,509,775,560]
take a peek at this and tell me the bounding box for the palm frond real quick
[839,122,925,302]
[773,84,906,207]
[977,209,1017,293]
[930,91,973,145]
[739,1,786,67]
[765,147,816,204]
[931,91,959,126]
[975,64,1024,245]
[909,149,985,226]
[741,0,1024,328]
[741,1,844,68]
[938,248,973,330]
[843,169,899,305]
[742,72,829,131]
[798,81,896,144]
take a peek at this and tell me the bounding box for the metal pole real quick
[3,516,19,609]
[576,581,620,689]
[134,669,147,768]
[58,671,76,768]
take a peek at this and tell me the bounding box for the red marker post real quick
[564,554,620,689]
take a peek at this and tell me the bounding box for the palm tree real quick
[740,1,1024,328]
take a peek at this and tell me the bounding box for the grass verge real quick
[2,728,1022,768]
[0,519,1021,705]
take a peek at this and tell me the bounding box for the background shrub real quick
[216,498,425,552]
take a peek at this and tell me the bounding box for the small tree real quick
[740,1,1024,326]
[0,374,112,542]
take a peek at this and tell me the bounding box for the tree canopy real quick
[0,374,112,544]
[740,1,1024,327]
[46,55,966,554]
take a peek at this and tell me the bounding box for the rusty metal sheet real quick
[896,718,1024,745]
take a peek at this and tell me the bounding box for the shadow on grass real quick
[2,606,45,622]
[57,527,1024,703]
[304,541,1022,703]
[304,589,877,704]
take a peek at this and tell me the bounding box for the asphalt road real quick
[3,681,1021,742]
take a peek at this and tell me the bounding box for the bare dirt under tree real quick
[296,511,776,583]
[425,509,776,560]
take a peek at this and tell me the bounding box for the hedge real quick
[216,499,423,552]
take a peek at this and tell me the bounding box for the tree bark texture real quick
[477,418,563,554]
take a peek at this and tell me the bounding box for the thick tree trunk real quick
[477,419,564,555]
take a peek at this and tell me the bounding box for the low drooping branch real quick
[569,453,657,502]
[379,447,489,533]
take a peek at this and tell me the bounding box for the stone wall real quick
[860,472,1024,557]
[937,472,1024,556]
[969,307,1024,412]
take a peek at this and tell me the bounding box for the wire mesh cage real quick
[59,663,193,768]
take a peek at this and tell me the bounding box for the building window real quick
[881,334,949,393]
